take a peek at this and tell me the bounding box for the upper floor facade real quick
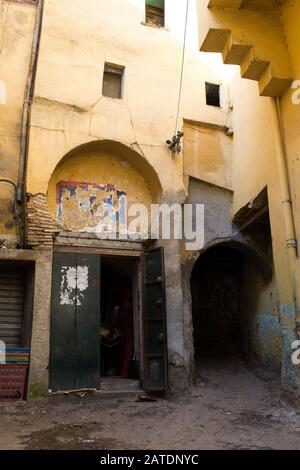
[0,0,239,249]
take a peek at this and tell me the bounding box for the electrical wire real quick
[174,0,189,135]
[0,179,17,190]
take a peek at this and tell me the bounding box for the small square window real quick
[145,0,165,28]
[102,63,124,99]
[205,82,221,107]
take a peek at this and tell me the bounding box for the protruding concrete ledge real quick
[199,1,293,97]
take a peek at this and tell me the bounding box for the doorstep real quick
[50,378,144,400]
[99,377,143,398]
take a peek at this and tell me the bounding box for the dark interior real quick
[191,246,244,366]
[100,256,138,379]
[205,82,221,107]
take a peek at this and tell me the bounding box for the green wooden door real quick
[50,252,101,391]
[143,247,168,392]
[50,252,77,391]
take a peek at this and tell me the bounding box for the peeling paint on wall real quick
[57,181,127,233]
[60,265,89,306]
[76,266,89,293]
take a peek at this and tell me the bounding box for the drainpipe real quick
[17,0,44,247]
[271,97,299,329]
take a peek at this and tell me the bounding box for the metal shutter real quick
[0,269,25,347]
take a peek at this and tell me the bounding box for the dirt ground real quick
[1,358,300,450]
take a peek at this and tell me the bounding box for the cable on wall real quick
[166,0,189,155]
[174,0,189,135]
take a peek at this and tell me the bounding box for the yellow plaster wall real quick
[230,77,277,211]
[279,0,300,301]
[227,71,296,306]
[27,0,235,198]
[280,1,300,241]
[183,120,232,189]
[225,1,300,308]
[0,0,36,244]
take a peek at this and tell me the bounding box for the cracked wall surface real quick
[26,0,234,198]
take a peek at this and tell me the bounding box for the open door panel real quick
[143,247,168,392]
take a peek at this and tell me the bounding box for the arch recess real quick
[48,139,163,200]
[191,238,272,281]
[46,140,163,232]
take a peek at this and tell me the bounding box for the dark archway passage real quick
[191,245,246,368]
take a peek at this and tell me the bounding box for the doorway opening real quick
[100,256,140,381]
[191,246,244,368]
[50,247,168,394]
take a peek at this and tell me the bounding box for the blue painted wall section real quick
[256,313,281,369]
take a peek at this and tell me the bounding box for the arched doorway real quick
[190,241,277,372]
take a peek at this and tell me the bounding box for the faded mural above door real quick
[57,181,127,233]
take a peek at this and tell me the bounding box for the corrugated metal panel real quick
[0,270,25,347]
